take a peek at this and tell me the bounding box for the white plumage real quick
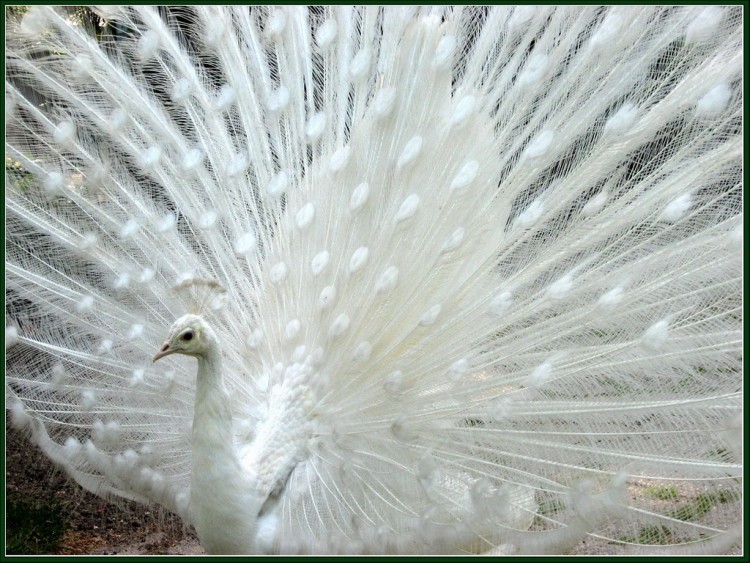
[5,5,742,555]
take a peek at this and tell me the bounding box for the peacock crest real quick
[173,278,228,317]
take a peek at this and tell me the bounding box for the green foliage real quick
[644,486,678,500]
[669,490,736,522]
[617,525,673,545]
[537,499,566,516]
[6,500,68,555]
[705,448,733,462]
[6,157,35,193]
[5,5,29,20]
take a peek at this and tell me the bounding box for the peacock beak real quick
[153,342,174,362]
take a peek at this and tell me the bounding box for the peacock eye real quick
[181,330,194,341]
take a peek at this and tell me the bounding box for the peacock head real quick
[153,279,227,363]
[153,314,217,362]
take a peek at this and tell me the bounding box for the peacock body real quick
[5,5,742,555]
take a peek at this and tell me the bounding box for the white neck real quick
[189,345,264,554]
[192,347,235,460]
[188,342,315,554]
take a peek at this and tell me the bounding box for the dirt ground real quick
[5,422,742,556]
[5,423,203,555]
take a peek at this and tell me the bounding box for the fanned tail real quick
[6,5,741,554]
